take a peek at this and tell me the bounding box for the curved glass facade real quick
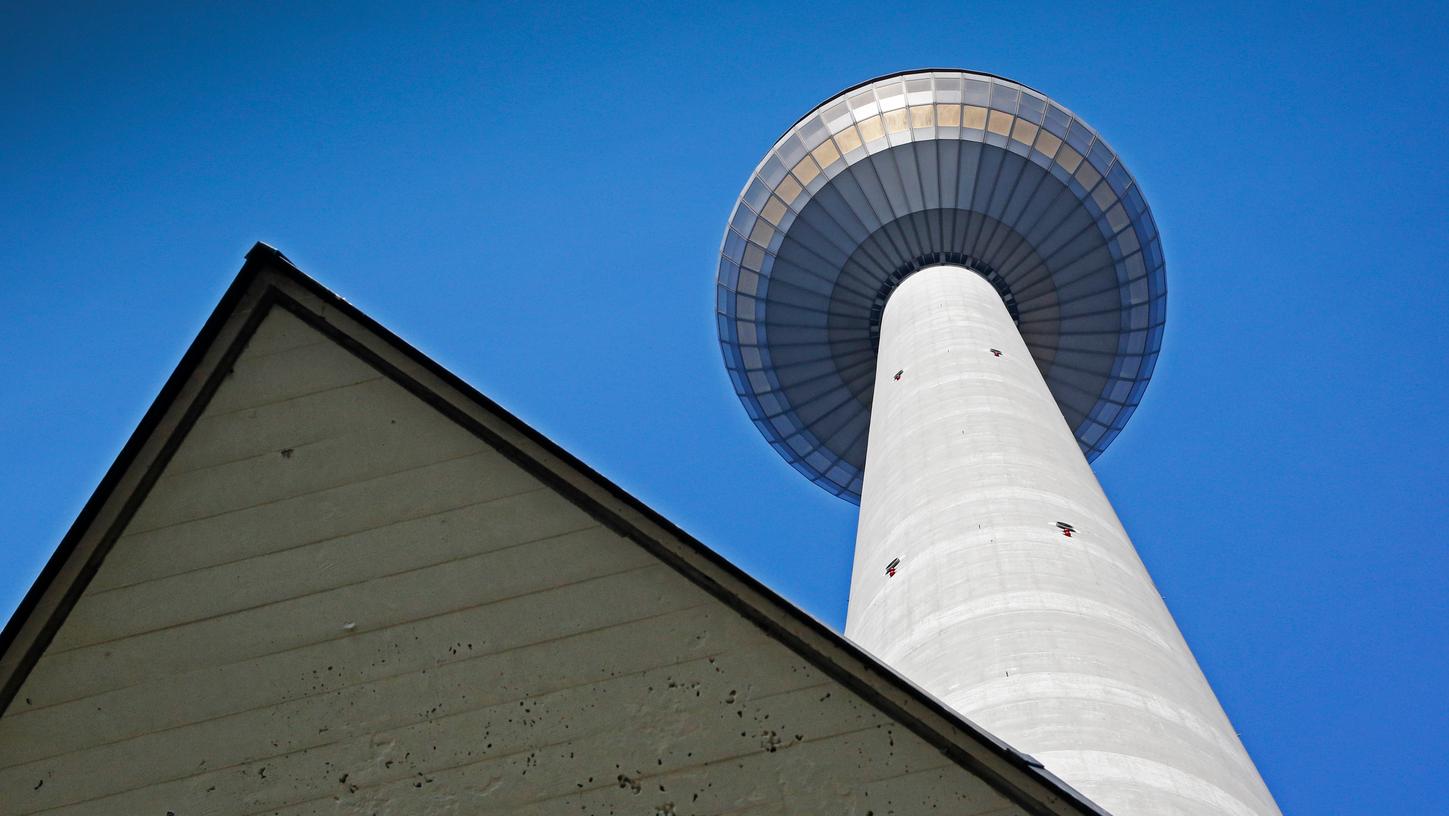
[717,69,1166,502]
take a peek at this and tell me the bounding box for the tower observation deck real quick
[715,70,1281,816]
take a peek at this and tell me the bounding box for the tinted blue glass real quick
[759,155,788,186]
[744,179,770,210]
[1065,119,1094,152]
[1145,240,1163,269]
[989,83,1020,111]
[1044,104,1071,136]
[962,79,991,105]
[777,133,807,166]
[729,207,753,234]
[1125,186,1147,215]
[723,230,745,262]
[1107,164,1131,195]
[1019,93,1047,122]
[1088,141,1114,173]
[1129,378,1150,405]
[719,259,740,289]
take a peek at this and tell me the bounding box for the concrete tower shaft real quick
[848,266,1279,816]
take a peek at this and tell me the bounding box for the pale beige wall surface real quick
[0,307,1024,816]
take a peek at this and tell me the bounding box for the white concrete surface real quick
[848,265,1281,816]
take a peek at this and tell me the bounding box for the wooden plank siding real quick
[0,306,1025,815]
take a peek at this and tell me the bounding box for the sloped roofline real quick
[0,243,1110,816]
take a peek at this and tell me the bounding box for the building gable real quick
[0,245,1103,816]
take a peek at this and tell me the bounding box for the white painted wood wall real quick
[0,308,1025,816]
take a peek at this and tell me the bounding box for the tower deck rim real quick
[717,69,1167,501]
[779,68,1045,139]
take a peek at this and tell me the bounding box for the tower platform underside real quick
[848,265,1279,816]
[717,70,1166,503]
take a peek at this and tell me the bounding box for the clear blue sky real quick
[3,2,1446,812]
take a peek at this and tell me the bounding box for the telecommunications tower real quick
[715,70,1281,816]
